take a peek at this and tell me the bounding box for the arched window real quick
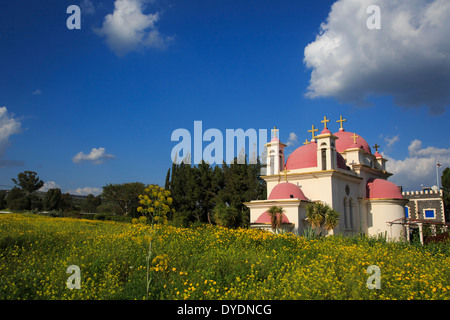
[321,149,327,170]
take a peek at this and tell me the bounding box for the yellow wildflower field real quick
[0,213,449,300]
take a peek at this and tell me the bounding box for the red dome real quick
[285,142,348,170]
[366,178,403,199]
[285,142,317,170]
[333,130,372,154]
[255,211,290,224]
[268,182,308,200]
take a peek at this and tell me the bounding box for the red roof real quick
[255,211,290,224]
[268,182,308,200]
[285,142,348,170]
[333,130,372,154]
[366,178,403,199]
[285,142,317,170]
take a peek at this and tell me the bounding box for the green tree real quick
[5,187,28,211]
[0,190,6,209]
[11,171,44,195]
[43,188,62,211]
[306,202,340,236]
[82,194,102,213]
[267,205,286,234]
[102,182,145,216]
[164,168,171,190]
[212,202,240,228]
[60,193,73,212]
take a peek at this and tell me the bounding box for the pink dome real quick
[285,142,348,171]
[320,128,332,135]
[333,130,372,154]
[255,211,290,224]
[268,182,308,200]
[366,178,403,199]
[285,142,317,170]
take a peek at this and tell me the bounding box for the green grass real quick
[0,213,449,300]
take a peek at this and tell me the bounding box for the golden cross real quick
[271,126,279,140]
[281,166,290,182]
[373,144,380,152]
[307,124,318,140]
[303,139,310,145]
[351,133,359,144]
[336,115,347,130]
[321,116,330,129]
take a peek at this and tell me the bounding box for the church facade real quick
[244,116,408,241]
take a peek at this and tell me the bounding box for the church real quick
[244,116,408,241]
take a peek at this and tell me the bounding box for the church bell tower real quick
[265,127,286,176]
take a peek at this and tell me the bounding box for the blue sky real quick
[1,0,449,195]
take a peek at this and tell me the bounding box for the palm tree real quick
[306,202,339,236]
[268,205,285,234]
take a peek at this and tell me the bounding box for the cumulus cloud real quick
[0,106,23,167]
[72,147,115,164]
[285,132,299,147]
[39,181,62,192]
[32,89,41,96]
[95,0,173,56]
[385,139,450,190]
[67,187,102,196]
[304,0,450,114]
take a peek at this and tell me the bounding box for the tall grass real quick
[0,213,449,300]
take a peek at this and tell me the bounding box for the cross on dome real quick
[351,133,359,144]
[336,115,347,131]
[303,139,310,145]
[280,166,290,182]
[373,144,380,152]
[308,124,318,141]
[321,116,330,129]
[271,126,279,140]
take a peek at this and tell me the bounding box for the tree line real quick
[2,166,449,228]
[166,158,266,228]
[0,158,266,228]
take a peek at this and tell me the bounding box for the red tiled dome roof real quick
[255,211,290,224]
[366,178,403,199]
[268,182,308,200]
[333,130,372,154]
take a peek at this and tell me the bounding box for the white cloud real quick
[0,106,22,158]
[384,135,400,148]
[67,187,102,196]
[39,181,62,192]
[72,147,115,164]
[32,89,41,95]
[385,139,450,190]
[304,0,450,114]
[95,0,173,56]
[80,0,96,15]
[285,132,298,147]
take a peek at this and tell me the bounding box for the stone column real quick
[418,222,424,245]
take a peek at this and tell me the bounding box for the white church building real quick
[244,116,408,241]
